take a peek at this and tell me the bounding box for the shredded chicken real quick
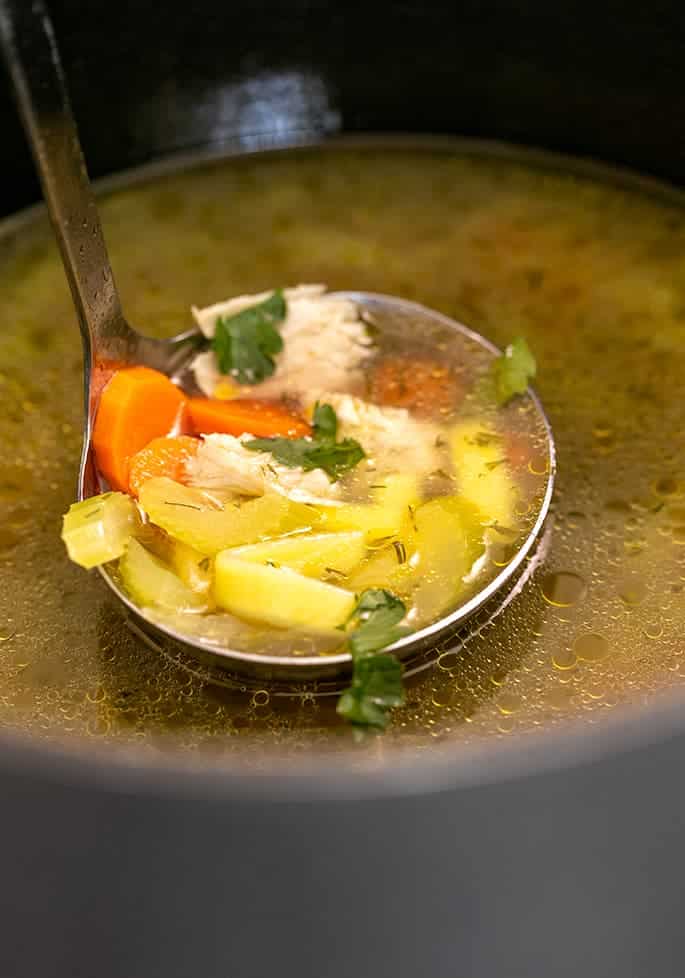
[185,433,341,505]
[191,284,373,400]
[318,392,441,477]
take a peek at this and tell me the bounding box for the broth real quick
[0,143,683,760]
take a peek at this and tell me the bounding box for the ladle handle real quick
[0,0,127,358]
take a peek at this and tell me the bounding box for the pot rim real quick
[3,133,684,803]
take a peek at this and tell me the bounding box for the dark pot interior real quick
[1,2,684,977]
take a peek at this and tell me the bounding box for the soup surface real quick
[0,143,683,760]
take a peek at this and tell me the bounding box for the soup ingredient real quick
[211,290,286,383]
[449,420,518,527]
[187,434,340,501]
[491,336,536,405]
[321,473,419,540]
[228,530,365,578]
[61,492,140,569]
[213,555,356,632]
[168,541,214,596]
[370,356,460,417]
[192,285,373,400]
[246,402,365,481]
[92,366,186,491]
[120,538,208,612]
[337,589,408,728]
[188,397,310,439]
[323,392,440,478]
[346,495,484,623]
[128,436,200,497]
[138,477,298,554]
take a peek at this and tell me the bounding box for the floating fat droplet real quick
[541,571,587,607]
[574,633,609,662]
[618,577,648,605]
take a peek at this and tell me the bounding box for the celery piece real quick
[119,538,207,613]
[61,492,140,569]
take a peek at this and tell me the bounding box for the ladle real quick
[0,0,555,682]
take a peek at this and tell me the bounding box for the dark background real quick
[2,0,684,215]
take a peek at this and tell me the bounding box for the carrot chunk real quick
[128,435,200,497]
[369,356,461,417]
[187,397,311,439]
[92,366,186,492]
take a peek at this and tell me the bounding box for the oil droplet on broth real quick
[574,633,610,662]
[541,571,587,607]
[618,577,648,606]
[654,476,680,497]
[643,621,663,640]
[552,647,577,670]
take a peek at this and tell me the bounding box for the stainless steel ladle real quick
[0,0,555,683]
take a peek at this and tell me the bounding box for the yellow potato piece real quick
[214,555,356,633]
[228,531,365,578]
[347,495,486,624]
[409,497,478,624]
[319,473,420,540]
[138,477,310,555]
[449,420,517,528]
[120,538,208,613]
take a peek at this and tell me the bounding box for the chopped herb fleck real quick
[392,540,407,564]
[198,557,211,571]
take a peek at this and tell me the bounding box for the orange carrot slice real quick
[187,397,311,439]
[128,435,201,497]
[92,366,186,492]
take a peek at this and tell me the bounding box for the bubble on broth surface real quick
[0,143,685,763]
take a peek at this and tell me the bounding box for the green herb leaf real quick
[311,402,338,442]
[211,290,286,383]
[303,438,366,480]
[336,653,405,729]
[336,589,409,729]
[245,403,365,481]
[491,336,536,405]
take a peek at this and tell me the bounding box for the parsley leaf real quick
[245,402,365,481]
[491,336,537,405]
[336,589,409,729]
[337,654,404,728]
[211,290,286,383]
[311,402,338,441]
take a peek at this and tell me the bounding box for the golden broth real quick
[0,144,683,759]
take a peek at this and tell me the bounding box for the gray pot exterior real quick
[1,0,684,975]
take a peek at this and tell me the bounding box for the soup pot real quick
[1,2,684,977]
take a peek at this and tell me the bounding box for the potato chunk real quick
[214,555,356,633]
[449,420,518,528]
[138,477,313,555]
[228,531,365,578]
[320,473,420,540]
